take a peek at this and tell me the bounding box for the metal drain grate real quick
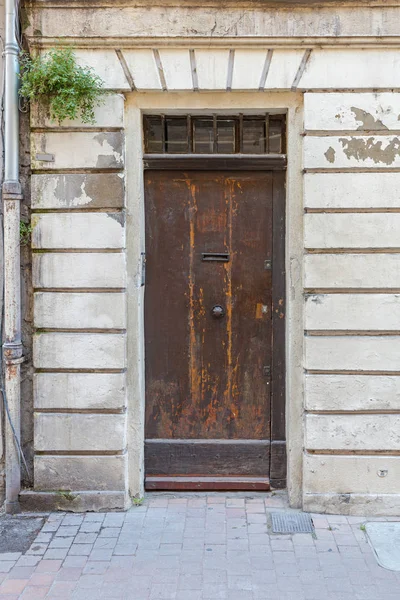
[271,512,314,534]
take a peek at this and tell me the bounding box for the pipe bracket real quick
[2,181,22,199]
[3,341,23,361]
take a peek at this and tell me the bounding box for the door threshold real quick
[145,476,270,491]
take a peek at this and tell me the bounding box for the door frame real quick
[124,92,304,506]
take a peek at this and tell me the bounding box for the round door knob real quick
[211,305,225,319]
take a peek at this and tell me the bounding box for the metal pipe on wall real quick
[2,0,23,514]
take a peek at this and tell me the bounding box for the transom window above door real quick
[143,114,286,155]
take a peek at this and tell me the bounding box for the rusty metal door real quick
[144,169,285,490]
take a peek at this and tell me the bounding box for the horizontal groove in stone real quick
[32,168,124,175]
[31,127,124,133]
[304,129,400,136]
[306,330,400,336]
[27,37,400,50]
[35,328,127,335]
[305,449,400,456]
[32,248,125,254]
[305,208,400,214]
[306,409,400,415]
[32,208,125,214]
[304,168,400,173]
[34,288,126,293]
[34,450,126,456]
[34,368,127,374]
[300,87,400,91]
[34,408,126,414]
[306,369,400,376]
[306,248,400,254]
[304,288,400,294]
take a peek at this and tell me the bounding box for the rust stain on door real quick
[144,170,277,487]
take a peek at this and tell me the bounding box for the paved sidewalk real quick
[0,493,399,600]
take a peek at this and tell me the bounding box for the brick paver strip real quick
[0,494,399,599]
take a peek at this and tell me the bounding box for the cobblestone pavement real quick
[0,493,399,600]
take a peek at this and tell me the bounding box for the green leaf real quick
[19,47,107,125]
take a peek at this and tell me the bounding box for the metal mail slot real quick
[202,253,230,262]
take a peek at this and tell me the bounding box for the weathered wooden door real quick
[144,168,285,490]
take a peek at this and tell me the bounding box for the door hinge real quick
[264,259,272,270]
[263,365,271,377]
[140,252,146,286]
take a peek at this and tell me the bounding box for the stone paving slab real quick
[366,522,400,571]
[0,493,398,599]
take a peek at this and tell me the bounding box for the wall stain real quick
[308,295,323,305]
[339,136,400,165]
[324,147,336,163]
[94,132,123,168]
[332,14,341,36]
[106,211,125,226]
[54,176,93,207]
[351,107,389,131]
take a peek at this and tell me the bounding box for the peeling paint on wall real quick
[106,211,125,227]
[94,133,123,168]
[351,107,389,131]
[339,136,400,165]
[55,178,93,207]
[31,174,125,210]
[324,147,336,163]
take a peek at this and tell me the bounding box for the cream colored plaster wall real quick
[29,96,129,511]
[303,91,400,516]
[25,0,400,514]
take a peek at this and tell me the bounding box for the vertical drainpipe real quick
[3,0,23,514]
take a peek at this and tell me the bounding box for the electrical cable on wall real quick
[0,300,31,481]
[0,1,32,486]
[0,387,31,480]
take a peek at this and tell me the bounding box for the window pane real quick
[193,119,214,153]
[242,119,265,153]
[144,116,163,153]
[165,118,189,153]
[144,114,286,155]
[269,119,284,153]
[217,119,235,153]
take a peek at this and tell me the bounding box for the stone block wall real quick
[29,95,128,510]
[303,92,400,515]
[23,0,400,513]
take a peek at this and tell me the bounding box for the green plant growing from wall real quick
[19,221,32,246]
[19,47,107,124]
[133,496,144,506]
